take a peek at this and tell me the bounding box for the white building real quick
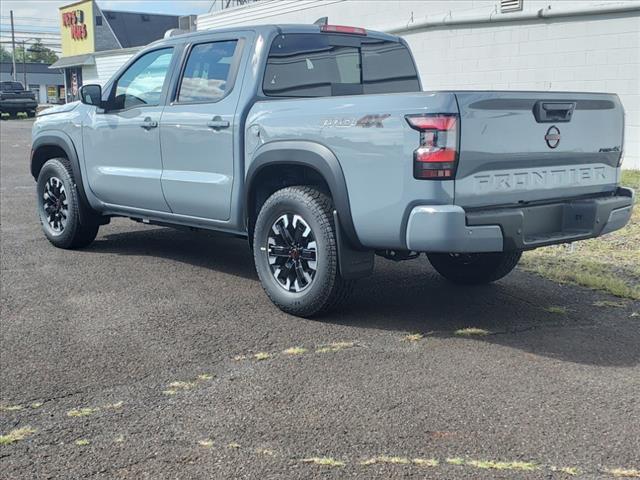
[197,0,640,169]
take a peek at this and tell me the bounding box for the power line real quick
[0,27,60,35]
[0,16,59,23]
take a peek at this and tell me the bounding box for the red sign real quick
[62,10,87,40]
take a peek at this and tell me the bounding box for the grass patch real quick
[74,439,90,446]
[551,466,580,476]
[521,170,640,300]
[254,352,271,361]
[104,401,124,409]
[593,300,627,308]
[115,435,124,443]
[467,459,538,471]
[168,381,196,390]
[545,306,569,315]
[30,402,43,409]
[316,341,355,353]
[446,457,465,465]
[67,407,98,417]
[228,442,241,449]
[198,439,214,448]
[283,346,307,355]
[256,448,275,456]
[606,468,640,478]
[0,427,36,445]
[302,457,345,467]
[403,333,424,342]
[0,405,23,412]
[454,327,489,336]
[412,458,439,467]
[164,376,208,394]
[360,455,411,465]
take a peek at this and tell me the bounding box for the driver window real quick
[113,48,173,110]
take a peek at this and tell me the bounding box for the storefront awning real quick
[49,54,95,69]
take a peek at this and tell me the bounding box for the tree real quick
[0,46,13,63]
[0,40,59,65]
[26,39,59,64]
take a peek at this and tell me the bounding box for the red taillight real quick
[406,114,458,180]
[320,25,367,35]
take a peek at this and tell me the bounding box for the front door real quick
[83,47,174,212]
[159,37,245,221]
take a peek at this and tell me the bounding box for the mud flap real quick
[333,210,374,280]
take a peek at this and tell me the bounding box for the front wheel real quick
[36,158,100,249]
[427,251,522,285]
[253,186,353,317]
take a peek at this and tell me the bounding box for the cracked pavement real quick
[1,120,639,479]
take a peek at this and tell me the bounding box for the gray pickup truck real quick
[31,24,634,316]
[1,81,37,117]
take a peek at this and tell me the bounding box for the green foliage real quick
[0,39,58,65]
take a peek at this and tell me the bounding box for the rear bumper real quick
[405,187,634,252]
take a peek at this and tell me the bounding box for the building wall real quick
[197,0,640,169]
[81,49,139,86]
[0,67,65,103]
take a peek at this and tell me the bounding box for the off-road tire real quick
[427,251,522,285]
[36,158,99,249]
[253,186,353,317]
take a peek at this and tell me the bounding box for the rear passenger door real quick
[159,34,247,221]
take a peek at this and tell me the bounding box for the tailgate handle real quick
[533,101,575,123]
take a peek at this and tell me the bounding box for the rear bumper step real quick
[406,187,634,252]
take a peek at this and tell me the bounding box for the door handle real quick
[140,117,158,130]
[207,116,230,130]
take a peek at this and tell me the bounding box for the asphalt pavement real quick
[1,119,639,479]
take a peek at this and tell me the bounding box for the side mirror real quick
[80,84,103,107]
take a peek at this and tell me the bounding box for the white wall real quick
[198,0,640,169]
[82,49,140,86]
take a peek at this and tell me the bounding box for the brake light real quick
[320,25,367,35]
[406,114,458,180]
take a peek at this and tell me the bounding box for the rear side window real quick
[263,33,420,97]
[177,40,238,103]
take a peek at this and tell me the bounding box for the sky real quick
[0,0,216,19]
[0,0,218,53]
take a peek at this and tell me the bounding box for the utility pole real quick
[10,10,17,81]
[22,41,27,88]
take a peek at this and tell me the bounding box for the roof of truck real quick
[150,24,400,47]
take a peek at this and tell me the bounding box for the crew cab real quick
[1,81,37,117]
[31,24,634,316]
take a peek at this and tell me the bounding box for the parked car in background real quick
[0,81,37,117]
[30,24,634,317]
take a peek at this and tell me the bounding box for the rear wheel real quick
[27,110,36,118]
[427,251,522,285]
[253,186,353,317]
[36,158,100,249]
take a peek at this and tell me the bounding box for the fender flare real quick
[31,133,99,224]
[245,140,363,250]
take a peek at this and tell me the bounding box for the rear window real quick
[0,82,24,91]
[263,33,420,97]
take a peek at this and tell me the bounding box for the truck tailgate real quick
[453,91,624,209]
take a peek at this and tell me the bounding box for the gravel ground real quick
[1,119,639,479]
